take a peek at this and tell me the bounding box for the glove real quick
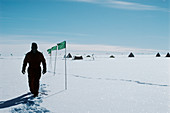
[42,69,46,74]
[22,70,25,74]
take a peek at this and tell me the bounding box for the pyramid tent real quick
[110,55,115,58]
[165,53,170,57]
[156,53,161,57]
[128,52,135,57]
[67,53,72,58]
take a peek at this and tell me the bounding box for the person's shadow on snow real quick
[0,92,33,109]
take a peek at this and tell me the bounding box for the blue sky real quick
[0,0,169,50]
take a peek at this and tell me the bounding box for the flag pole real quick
[49,51,52,69]
[65,46,67,90]
[54,46,57,75]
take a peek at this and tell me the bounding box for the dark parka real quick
[22,48,46,97]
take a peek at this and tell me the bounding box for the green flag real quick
[57,41,66,50]
[47,45,57,54]
[47,49,52,54]
[51,45,57,51]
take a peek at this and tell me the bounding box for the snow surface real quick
[0,53,170,113]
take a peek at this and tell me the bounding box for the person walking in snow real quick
[22,42,47,97]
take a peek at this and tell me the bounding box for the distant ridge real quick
[0,43,168,56]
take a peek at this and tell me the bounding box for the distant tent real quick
[165,53,170,57]
[73,55,83,60]
[67,53,72,58]
[156,53,161,57]
[128,52,135,57]
[86,55,91,57]
[110,55,115,58]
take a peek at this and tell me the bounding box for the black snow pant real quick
[28,67,41,96]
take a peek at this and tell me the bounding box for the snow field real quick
[0,55,169,113]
